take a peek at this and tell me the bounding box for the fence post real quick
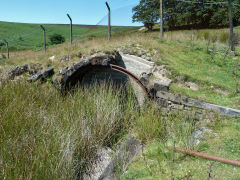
[67,14,73,44]
[228,0,235,52]
[40,25,46,53]
[105,2,111,41]
[160,0,164,37]
[3,40,9,59]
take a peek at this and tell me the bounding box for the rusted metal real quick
[170,146,240,166]
[109,64,150,99]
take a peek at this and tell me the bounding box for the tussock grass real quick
[0,80,138,179]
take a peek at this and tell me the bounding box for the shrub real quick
[0,42,5,47]
[49,33,65,45]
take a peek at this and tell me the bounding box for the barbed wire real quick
[0,27,40,43]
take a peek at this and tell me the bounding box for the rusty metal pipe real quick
[110,64,150,99]
[170,146,240,166]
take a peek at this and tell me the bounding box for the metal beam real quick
[106,2,111,41]
[160,0,164,37]
[67,14,73,44]
[3,40,9,59]
[40,25,46,53]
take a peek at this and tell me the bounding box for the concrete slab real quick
[120,53,154,77]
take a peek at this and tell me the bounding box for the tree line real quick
[132,0,240,31]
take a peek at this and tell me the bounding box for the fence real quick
[0,0,140,58]
[1,0,240,58]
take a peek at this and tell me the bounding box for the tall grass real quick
[0,78,199,179]
[0,80,138,179]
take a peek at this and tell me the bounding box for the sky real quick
[0,0,141,26]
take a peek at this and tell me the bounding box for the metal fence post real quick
[228,0,235,52]
[160,0,164,37]
[40,25,46,53]
[67,14,73,44]
[106,2,111,41]
[3,40,9,59]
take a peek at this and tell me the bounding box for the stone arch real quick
[58,52,150,98]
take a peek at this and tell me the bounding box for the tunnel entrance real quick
[58,51,151,104]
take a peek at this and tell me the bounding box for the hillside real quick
[1,27,240,179]
[0,21,137,50]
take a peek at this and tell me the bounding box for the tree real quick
[132,0,160,31]
[49,34,65,45]
[133,0,240,31]
[163,0,240,30]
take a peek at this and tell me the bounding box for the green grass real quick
[120,32,240,109]
[1,26,240,179]
[0,21,137,50]
[124,114,240,180]
[159,39,240,108]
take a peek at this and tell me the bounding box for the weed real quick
[207,162,215,180]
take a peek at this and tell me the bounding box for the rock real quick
[157,98,168,107]
[48,56,56,61]
[186,82,199,91]
[152,66,172,89]
[8,64,29,80]
[140,73,152,87]
[153,65,171,76]
[60,55,70,62]
[99,137,143,180]
[59,67,69,75]
[154,80,171,92]
[52,76,62,90]
[156,91,240,117]
[83,147,113,180]
[27,68,54,82]
[190,127,215,147]
[59,51,121,92]
[28,63,43,75]
[27,72,42,82]
[42,68,54,80]
[146,57,153,62]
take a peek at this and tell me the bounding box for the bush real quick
[0,42,5,47]
[49,34,65,45]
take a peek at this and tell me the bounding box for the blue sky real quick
[0,0,141,26]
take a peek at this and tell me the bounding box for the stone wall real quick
[151,85,240,117]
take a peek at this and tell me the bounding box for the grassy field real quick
[1,26,240,179]
[0,21,137,50]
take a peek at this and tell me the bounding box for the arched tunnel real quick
[58,51,153,104]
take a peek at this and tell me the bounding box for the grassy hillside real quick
[1,27,240,179]
[2,28,240,109]
[0,21,137,50]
